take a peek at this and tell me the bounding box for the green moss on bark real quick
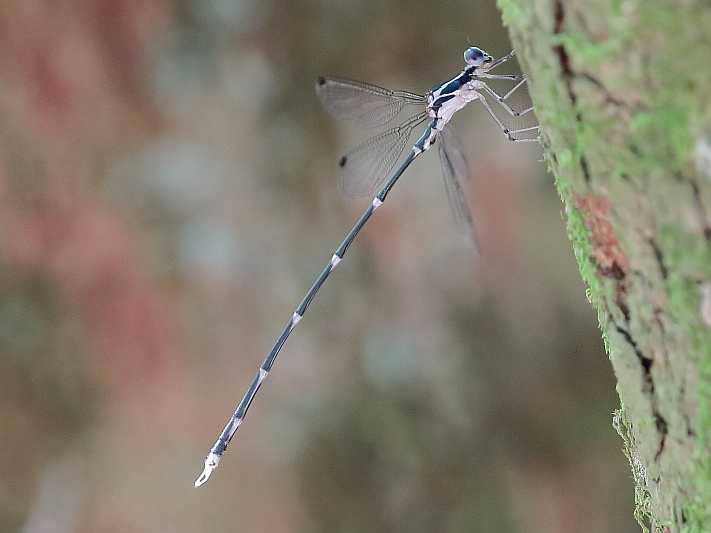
[498,0,711,530]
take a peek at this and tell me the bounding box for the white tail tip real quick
[194,452,220,488]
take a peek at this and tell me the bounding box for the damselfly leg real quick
[475,94,536,142]
[479,79,535,119]
[476,75,539,142]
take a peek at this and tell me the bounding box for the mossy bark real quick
[496,1,711,531]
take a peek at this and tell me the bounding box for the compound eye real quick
[464,47,483,65]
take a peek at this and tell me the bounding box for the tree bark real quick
[496,1,711,531]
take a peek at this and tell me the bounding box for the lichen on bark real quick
[497,1,711,530]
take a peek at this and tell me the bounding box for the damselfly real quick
[195,46,538,487]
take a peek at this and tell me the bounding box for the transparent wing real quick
[338,111,429,198]
[316,77,425,129]
[438,126,479,249]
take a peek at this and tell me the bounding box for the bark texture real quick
[497,1,711,531]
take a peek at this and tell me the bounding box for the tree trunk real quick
[496,1,711,531]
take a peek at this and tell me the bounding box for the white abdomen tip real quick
[194,452,221,488]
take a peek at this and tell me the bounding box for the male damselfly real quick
[195,46,538,487]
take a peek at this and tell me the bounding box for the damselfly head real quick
[464,47,493,68]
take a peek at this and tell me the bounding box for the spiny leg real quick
[479,80,534,119]
[477,73,521,81]
[478,95,540,143]
[505,125,540,141]
[487,49,516,70]
[501,77,528,100]
[506,125,540,134]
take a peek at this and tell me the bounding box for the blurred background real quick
[0,1,637,532]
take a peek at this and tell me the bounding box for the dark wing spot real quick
[317,76,326,86]
[338,155,348,167]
